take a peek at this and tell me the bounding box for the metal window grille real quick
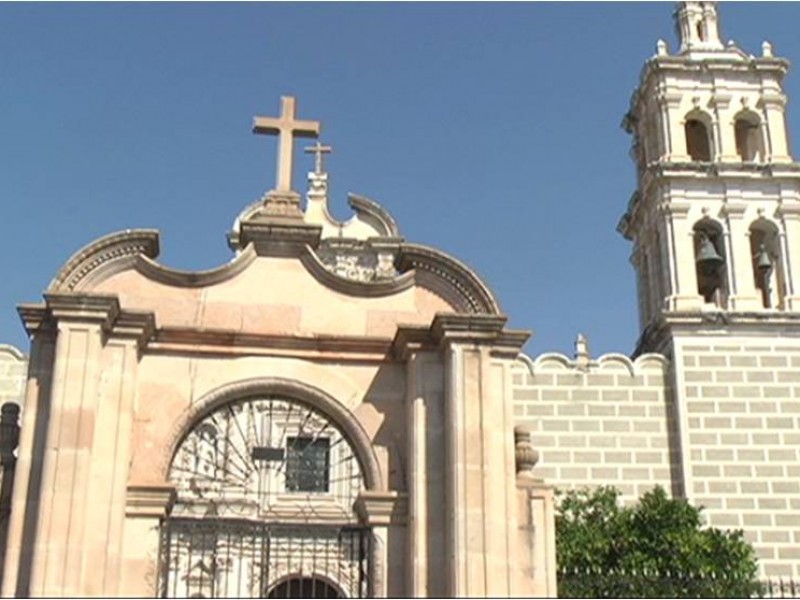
[285,437,330,493]
[157,518,371,599]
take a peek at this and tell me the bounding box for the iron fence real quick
[558,568,800,599]
[157,518,371,598]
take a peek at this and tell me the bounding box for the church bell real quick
[696,233,724,275]
[755,243,773,273]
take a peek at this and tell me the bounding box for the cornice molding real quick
[354,490,408,526]
[397,243,502,315]
[347,194,401,238]
[18,292,155,351]
[634,310,800,356]
[125,484,177,518]
[133,244,257,288]
[392,312,530,360]
[42,225,503,318]
[152,327,394,359]
[49,229,160,292]
[234,219,323,257]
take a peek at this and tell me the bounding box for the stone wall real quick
[673,336,800,578]
[514,334,800,579]
[512,350,676,503]
[0,345,26,409]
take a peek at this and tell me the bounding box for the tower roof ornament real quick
[305,140,332,176]
[675,1,724,54]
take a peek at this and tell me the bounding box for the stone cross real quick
[253,96,320,192]
[304,141,332,175]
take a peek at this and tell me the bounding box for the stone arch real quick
[266,573,346,599]
[692,217,728,306]
[733,109,763,161]
[749,217,785,308]
[160,377,383,491]
[684,110,714,161]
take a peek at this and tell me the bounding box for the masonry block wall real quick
[672,335,800,578]
[514,338,800,579]
[0,346,26,408]
[512,352,678,501]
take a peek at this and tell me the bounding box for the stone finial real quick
[675,2,724,53]
[514,426,539,478]
[656,39,668,57]
[762,41,773,57]
[574,333,590,368]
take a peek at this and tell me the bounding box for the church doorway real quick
[267,575,344,598]
[157,396,372,598]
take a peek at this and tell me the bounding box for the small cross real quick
[253,96,320,192]
[304,141,332,175]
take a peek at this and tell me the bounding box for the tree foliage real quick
[556,486,761,598]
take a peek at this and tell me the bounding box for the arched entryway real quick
[157,392,373,598]
[267,575,344,598]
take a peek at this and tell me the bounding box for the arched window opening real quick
[750,222,785,309]
[685,119,712,161]
[696,20,705,41]
[735,117,762,162]
[694,223,728,307]
[268,576,344,599]
[158,396,372,599]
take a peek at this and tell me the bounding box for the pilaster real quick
[402,349,445,598]
[777,204,800,309]
[760,94,791,163]
[435,314,529,597]
[722,201,761,310]
[6,293,154,597]
[663,202,704,310]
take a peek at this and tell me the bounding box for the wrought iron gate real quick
[157,518,372,598]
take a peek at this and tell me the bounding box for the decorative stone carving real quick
[316,241,398,283]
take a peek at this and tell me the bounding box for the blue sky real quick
[2,3,799,358]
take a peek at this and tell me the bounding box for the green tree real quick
[556,486,761,598]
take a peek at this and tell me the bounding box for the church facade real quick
[1,2,799,597]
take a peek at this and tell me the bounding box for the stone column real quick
[710,92,737,161]
[722,202,761,310]
[434,314,530,597]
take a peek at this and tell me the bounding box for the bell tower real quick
[618,1,800,347]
